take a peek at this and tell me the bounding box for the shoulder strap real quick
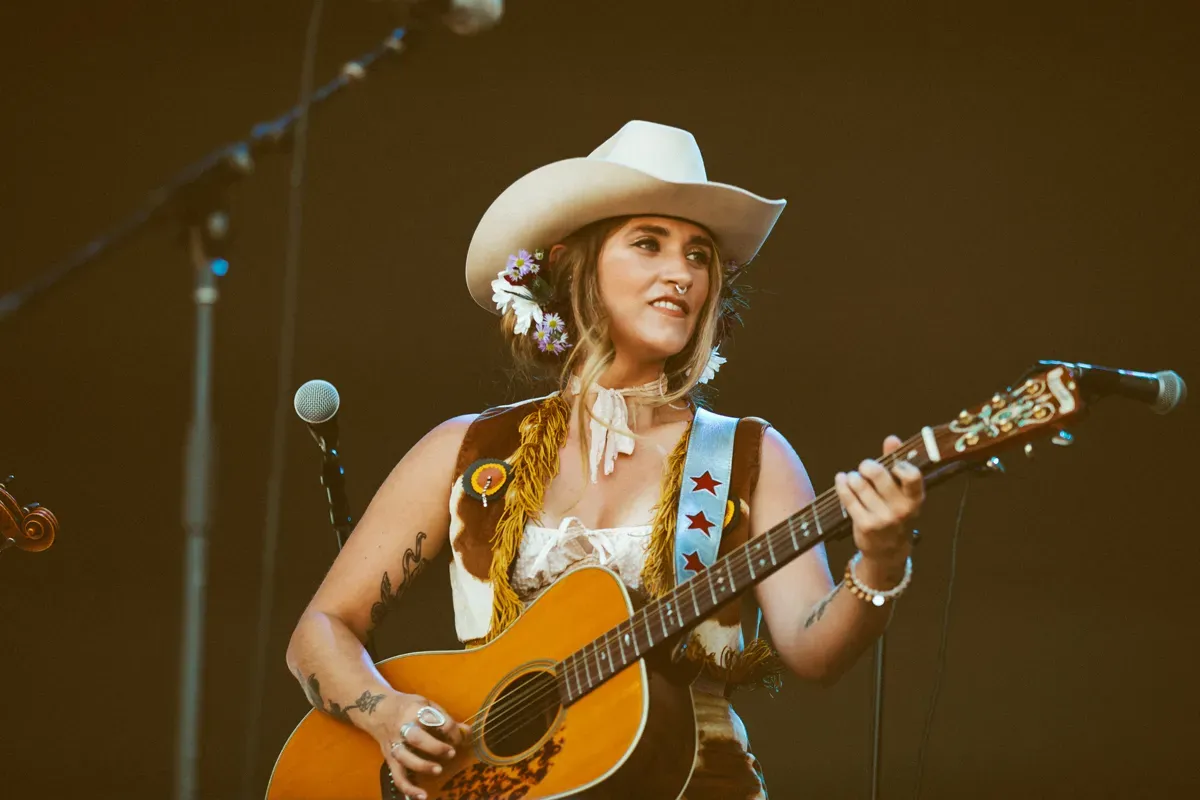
[673,407,739,586]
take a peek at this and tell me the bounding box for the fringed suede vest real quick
[446,394,782,692]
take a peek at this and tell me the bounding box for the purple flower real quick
[548,333,571,355]
[532,327,551,352]
[508,249,536,278]
[541,313,564,333]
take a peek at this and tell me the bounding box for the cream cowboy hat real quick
[465,120,787,311]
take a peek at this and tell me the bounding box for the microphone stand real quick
[869,635,885,800]
[0,28,412,800]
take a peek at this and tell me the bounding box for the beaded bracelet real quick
[843,551,913,607]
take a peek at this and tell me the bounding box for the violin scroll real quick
[0,476,59,556]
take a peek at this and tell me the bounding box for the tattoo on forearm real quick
[804,581,843,629]
[294,668,385,723]
[368,531,429,632]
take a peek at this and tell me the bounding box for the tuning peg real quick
[1024,443,1035,459]
[1051,430,1074,447]
[983,456,1005,475]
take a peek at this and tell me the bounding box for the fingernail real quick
[433,765,442,774]
[447,748,456,758]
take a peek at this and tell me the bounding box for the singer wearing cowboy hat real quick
[286,120,925,799]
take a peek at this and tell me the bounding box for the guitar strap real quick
[673,407,739,586]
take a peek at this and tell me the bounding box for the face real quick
[594,216,715,364]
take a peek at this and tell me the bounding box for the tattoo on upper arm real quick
[804,581,843,629]
[294,668,386,723]
[368,531,429,633]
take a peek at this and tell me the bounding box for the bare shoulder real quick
[760,426,811,479]
[752,426,816,522]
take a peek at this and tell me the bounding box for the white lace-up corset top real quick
[511,516,654,603]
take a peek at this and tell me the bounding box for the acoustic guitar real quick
[267,362,1093,799]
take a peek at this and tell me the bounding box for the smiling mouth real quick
[650,299,688,317]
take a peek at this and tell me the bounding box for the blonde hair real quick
[501,216,726,440]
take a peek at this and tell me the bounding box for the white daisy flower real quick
[698,348,726,384]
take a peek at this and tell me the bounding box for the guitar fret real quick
[603,638,615,673]
[708,573,719,604]
[594,642,606,680]
[726,560,737,593]
[747,545,757,580]
[659,602,670,637]
[690,581,701,617]
[617,624,629,662]
[766,533,777,566]
[570,657,582,700]
[813,508,823,536]
[788,517,799,550]
[583,648,594,687]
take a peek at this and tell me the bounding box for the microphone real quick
[294,378,341,452]
[1055,361,1188,414]
[294,380,354,548]
[375,0,504,35]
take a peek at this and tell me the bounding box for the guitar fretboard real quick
[556,433,932,705]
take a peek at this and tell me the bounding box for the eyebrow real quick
[630,224,715,250]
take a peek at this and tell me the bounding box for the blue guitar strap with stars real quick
[674,408,739,586]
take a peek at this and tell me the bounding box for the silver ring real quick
[674,283,689,295]
[399,721,417,740]
[416,705,447,728]
[389,739,406,753]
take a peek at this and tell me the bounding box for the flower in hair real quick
[535,317,571,354]
[698,347,726,385]
[494,249,572,352]
[508,249,539,277]
[491,278,543,334]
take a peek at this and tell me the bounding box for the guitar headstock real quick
[923,363,1086,470]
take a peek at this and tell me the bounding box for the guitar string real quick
[447,442,930,745]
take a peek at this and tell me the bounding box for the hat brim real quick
[465,158,786,312]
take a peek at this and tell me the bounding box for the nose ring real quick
[674,284,689,295]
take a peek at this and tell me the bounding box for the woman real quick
[285,121,924,800]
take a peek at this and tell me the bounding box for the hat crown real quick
[587,120,708,184]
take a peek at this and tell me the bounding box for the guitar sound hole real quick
[482,670,561,758]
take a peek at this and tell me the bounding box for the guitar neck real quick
[558,432,935,705]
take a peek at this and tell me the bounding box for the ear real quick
[547,243,567,268]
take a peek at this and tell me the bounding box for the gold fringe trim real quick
[640,420,693,599]
[686,635,785,694]
[483,394,572,644]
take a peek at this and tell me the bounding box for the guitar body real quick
[267,567,699,800]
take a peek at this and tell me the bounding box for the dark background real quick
[2,1,1197,798]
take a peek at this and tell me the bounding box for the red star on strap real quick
[690,470,723,495]
[686,510,715,537]
[683,550,706,575]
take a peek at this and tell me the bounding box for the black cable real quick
[240,2,325,799]
[912,473,972,800]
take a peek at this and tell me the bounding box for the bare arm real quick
[752,428,920,684]
[284,413,475,799]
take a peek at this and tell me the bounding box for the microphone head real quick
[1153,370,1187,415]
[443,0,504,35]
[294,380,341,425]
